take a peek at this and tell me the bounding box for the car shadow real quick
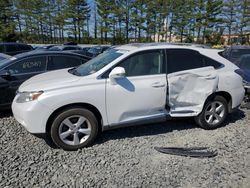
[95,109,246,145]
[30,109,246,149]
[0,109,13,118]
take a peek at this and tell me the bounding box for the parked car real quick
[48,45,82,51]
[35,45,57,51]
[221,45,250,64]
[12,43,244,150]
[86,46,110,57]
[0,43,33,56]
[0,51,90,109]
[234,55,250,94]
[0,53,11,61]
[80,47,91,56]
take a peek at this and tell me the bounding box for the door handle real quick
[151,82,166,88]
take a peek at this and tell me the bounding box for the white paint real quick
[12,43,245,134]
[168,66,218,116]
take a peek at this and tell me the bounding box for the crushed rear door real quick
[167,66,218,117]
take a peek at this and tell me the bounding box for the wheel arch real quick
[205,91,232,113]
[46,103,103,134]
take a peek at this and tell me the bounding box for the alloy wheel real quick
[58,115,91,146]
[204,101,225,125]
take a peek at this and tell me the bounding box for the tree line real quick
[0,0,249,45]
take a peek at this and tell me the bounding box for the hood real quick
[19,68,81,92]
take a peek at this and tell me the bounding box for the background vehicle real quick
[0,53,11,61]
[0,51,90,109]
[86,46,110,57]
[80,47,91,56]
[12,44,244,150]
[0,43,33,56]
[222,45,250,64]
[48,45,82,51]
[35,45,57,51]
[235,55,250,93]
[47,45,89,56]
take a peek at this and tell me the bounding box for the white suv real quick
[12,43,245,150]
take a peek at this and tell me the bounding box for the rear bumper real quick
[12,98,52,134]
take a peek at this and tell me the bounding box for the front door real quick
[106,50,167,125]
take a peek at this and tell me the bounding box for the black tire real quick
[50,108,99,150]
[195,96,228,130]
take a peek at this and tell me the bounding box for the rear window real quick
[6,45,19,52]
[203,56,222,69]
[167,49,205,73]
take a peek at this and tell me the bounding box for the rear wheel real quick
[50,108,99,150]
[195,96,228,129]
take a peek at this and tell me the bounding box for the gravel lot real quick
[0,108,250,188]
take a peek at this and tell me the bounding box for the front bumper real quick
[12,97,53,134]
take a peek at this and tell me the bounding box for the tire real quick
[50,108,99,150]
[195,96,228,130]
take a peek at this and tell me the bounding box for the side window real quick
[19,45,27,51]
[47,56,81,71]
[202,56,222,69]
[118,50,164,77]
[0,45,4,53]
[63,47,77,51]
[7,56,46,74]
[167,49,205,73]
[6,45,18,52]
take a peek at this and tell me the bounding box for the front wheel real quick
[195,96,228,130]
[50,108,99,150]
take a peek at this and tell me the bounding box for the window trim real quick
[100,49,167,79]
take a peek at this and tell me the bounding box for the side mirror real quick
[109,67,126,84]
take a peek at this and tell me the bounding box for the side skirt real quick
[102,114,172,131]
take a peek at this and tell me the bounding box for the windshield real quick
[240,56,250,70]
[231,49,250,58]
[0,57,15,68]
[74,49,123,76]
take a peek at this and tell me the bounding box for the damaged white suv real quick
[12,43,245,150]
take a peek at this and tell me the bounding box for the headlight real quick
[16,91,44,103]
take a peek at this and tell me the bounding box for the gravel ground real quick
[0,108,250,188]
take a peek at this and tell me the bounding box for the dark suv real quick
[0,43,33,56]
[221,45,250,64]
[0,51,90,109]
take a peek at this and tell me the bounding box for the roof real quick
[13,51,90,59]
[0,42,31,46]
[230,45,250,49]
[115,42,212,52]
